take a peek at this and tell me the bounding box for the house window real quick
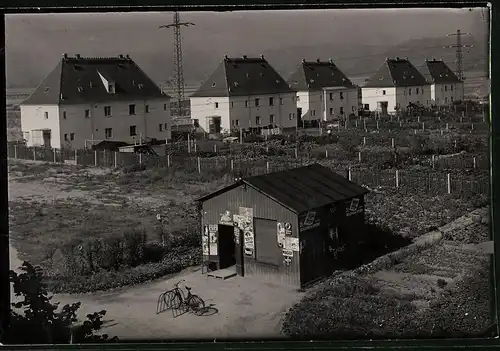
[70,133,75,141]
[409,88,412,95]
[129,104,136,115]
[84,109,91,118]
[245,101,249,108]
[352,106,355,112]
[364,104,369,110]
[329,93,333,100]
[164,123,168,130]
[445,85,448,92]
[451,85,454,91]
[329,108,334,115]
[382,90,386,95]
[231,101,234,108]
[269,97,274,106]
[215,102,219,109]
[289,113,293,120]
[108,84,115,94]
[255,116,261,125]
[159,124,163,132]
[280,97,284,105]
[44,112,48,119]
[297,96,301,102]
[340,107,344,115]
[62,111,67,119]
[104,106,112,116]
[311,110,315,116]
[320,94,322,101]
[451,96,454,102]
[130,125,137,136]
[416,88,419,94]
[270,114,275,124]
[164,103,168,111]
[64,134,68,141]
[255,98,260,107]
[235,119,239,126]
[340,92,344,100]
[421,87,424,94]
[254,218,282,266]
[445,97,448,103]
[145,105,150,113]
[105,128,113,139]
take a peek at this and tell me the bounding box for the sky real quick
[5,7,489,88]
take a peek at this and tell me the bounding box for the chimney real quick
[316,58,320,63]
[302,58,306,63]
[224,54,228,60]
[63,53,68,59]
[328,58,333,64]
[405,57,408,60]
[75,54,81,59]
[260,54,264,60]
[242,55,247,59]
[119,54,124,59]
[396,56,400,60]
[125,54,130,59]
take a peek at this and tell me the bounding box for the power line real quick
[159,12,195,117]
[445,29,474,100]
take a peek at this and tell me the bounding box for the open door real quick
[217,224,236,269]
[42,130,51,148]
[234,226,244,276]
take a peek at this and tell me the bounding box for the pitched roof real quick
[22,54,169,105]
[287,59,356,91]
[190,55,295,98]
[421,59,461,84]
[197,163,368,213]
[363,57,429,88]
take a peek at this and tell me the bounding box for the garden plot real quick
[281,218,491,339]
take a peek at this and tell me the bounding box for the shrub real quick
[122,163,146,174]
[437,278,448,289]
[6,261,117,344]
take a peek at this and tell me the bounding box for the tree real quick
[3,261,118,344]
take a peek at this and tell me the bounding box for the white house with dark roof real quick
[288,58,359,124]
[420,58,461,106]
[362,57,431,115]
[20,53,171,149]
[189,55,298,134]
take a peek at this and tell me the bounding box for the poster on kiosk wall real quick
[239,207,254,256]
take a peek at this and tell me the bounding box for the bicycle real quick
[159,279,206,315]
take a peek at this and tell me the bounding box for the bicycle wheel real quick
[187,295,205,314]
[165,291,183,309]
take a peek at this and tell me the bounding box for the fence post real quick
[167,154,171,167]
[75,149,78,165]
[348,167,352,181]
[454,139,457,149]
[432,155,435,169]
[440,129,443,136]
[94,150,98,167]
[230,159,234,171]
[266,161,270,173]
[294,148,298,158]
[363,137,366,146]
[473,157,476,170]
[358,151,362,162]
[422,122,425,131]
[14,145,17,159]
[363,119,366,130]
[53,148,56,163]
[355,120,358,128]
[325,149,328,158]
[446,123,449,131]
[139,152,143,165]
[391,138,395,148]
[197,157,201,173]
[471,123,474,131]
[214,144,217,153]
[417,116,420,123]
[447,173,451,194]
[395,169,399,188]
[376,120,379,130]
[33,147,36,161]
[414,129,417,135]
[399,121,402,127]
[114,151,118,168]
[266,146,269,154]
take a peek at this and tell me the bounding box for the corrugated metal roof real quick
[197,163,368,213]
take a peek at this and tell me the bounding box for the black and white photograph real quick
[4,6,493,343]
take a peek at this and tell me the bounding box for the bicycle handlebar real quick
[173,279,185,288]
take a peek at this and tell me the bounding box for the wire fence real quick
[7,144,488,198]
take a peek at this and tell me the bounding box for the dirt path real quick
[8,178,303,339]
